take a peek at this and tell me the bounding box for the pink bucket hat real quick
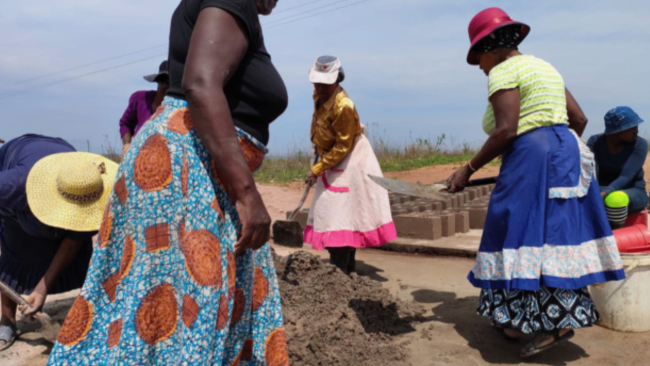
[467,8,530,65]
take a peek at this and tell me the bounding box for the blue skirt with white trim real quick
[468,125,625,291]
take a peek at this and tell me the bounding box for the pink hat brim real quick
[466,21,530,65]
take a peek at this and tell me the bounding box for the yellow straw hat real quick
[26,152,119,232]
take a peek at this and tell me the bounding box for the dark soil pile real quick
[273,251,425,366]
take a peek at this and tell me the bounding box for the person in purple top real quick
[119,60,169,155]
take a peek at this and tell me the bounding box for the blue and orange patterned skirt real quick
[47,97,289,366]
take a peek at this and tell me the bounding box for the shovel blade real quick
[34,312,61,343]
[272,221,304,248]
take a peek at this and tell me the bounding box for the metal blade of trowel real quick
[368,175,498,200]
[0,279,61,342]
[368,175,449,200]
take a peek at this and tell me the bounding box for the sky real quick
[1,0,649,155]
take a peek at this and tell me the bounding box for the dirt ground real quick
[2,163,650,366]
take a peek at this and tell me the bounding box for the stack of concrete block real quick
[389,183,495,240]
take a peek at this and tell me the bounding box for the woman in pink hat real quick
[446,8,625,357]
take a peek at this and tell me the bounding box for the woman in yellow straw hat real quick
[0,134,117,351]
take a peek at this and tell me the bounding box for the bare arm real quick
[20,237,82,316]
[121,132,133,145]
[447,88,520,192]
[119,93,138,144]
[183,7,270,254]
[566,88,587,137]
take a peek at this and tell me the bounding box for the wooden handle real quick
[0,279,33,310]
[435,176,498,186]
[466,177,498,187]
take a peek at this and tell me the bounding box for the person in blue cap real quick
[588,106,648,226]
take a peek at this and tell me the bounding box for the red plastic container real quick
[623,209,648,228]
[613,224,650,253]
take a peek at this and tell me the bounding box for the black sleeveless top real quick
[167,0,288,145]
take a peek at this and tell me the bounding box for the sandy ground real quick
[2,163,650,366]
[273,247,650,366]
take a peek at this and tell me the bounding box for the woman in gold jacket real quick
[304,56,396,274]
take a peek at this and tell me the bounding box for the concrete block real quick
[433,202,443,211]
[392,208,408,216]
[440,199,452,210]
[458,194,465,206]
[418,203,434,212]
[394,215,442,240]
[481,186,489,196]
[469,207,488,229]
[404,204,418,213]
[440,213,456,237]
[468,189,476,201]
[455,211,470,233]
[451,195,460,209]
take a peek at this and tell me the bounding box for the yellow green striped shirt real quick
[482,55,568,136]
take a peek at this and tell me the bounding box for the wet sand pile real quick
[273,251,425,366]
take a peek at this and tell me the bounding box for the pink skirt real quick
[304,134,397,250]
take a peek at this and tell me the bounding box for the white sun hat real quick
[308,55,344,85]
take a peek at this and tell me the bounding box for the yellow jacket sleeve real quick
[311,102,360,176]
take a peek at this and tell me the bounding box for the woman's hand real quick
[601,191,608,200]
[234,191,271,256]
[305,170,318,187]
[447,165,472,193]
[18,282,47,318]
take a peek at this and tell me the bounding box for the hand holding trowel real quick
[272,153,319,247]
[0,279,61,343]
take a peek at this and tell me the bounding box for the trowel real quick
[272,154,319,248]
[368,175,498,200]
[0,279,61,343]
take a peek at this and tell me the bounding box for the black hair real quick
[337,67,345,83]
[471,24,524,54]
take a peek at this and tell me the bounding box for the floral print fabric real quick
[47,96,289,366]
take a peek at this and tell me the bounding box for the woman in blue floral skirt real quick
[447,8,625,357]
[48,0,290,365]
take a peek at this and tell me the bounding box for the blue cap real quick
[604,106,644,135]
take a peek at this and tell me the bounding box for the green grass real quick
[379,153,478,172]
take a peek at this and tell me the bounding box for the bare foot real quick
[504,328,523,339]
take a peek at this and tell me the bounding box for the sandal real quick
[521,329,575,357]
[0,325,18,352]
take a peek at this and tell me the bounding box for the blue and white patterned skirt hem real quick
[468,125,625,291]
[478,287,600,334]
